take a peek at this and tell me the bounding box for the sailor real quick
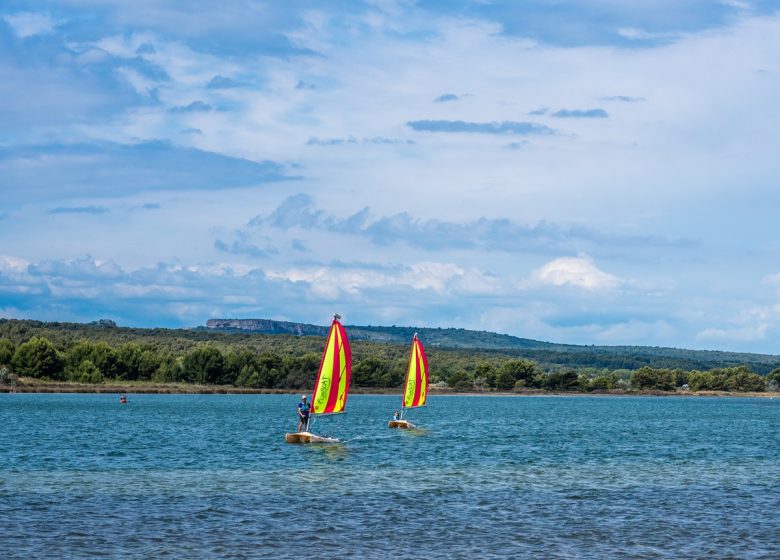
[393,410,400,421]
[297,395,311,432]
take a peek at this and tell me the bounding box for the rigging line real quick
[335,339,349,376]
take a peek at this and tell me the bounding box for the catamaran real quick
[388,333,429,429]
[285,314,352,444]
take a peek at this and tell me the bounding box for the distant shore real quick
[2,379,777,398]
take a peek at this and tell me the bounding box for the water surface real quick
[1,394,778,559]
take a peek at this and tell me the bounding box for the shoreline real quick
[2,380,777,398]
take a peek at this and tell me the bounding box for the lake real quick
[1,394,778,559]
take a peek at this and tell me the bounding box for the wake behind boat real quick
[285,314,352,444]
[389,333,429,429]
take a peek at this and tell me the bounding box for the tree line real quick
[1,333,778,393]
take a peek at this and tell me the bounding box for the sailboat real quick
[388,333,429,429]
[285,314,352,444]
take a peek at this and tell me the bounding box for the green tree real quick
[687,370,714,391]
[280,353,321,389]
[0,339,15,365]
[543,370,580,391]
[767,368,780,390]
[118,342,144,380]
[137,350,162,380]
[65,341,96,377]
[90,342,122,379]
[353,357,389,387]
[632,367,675,391]
[11,337,64,379]
[0,365,18,386]
[255,352,284,387]
[153,355,183,382]
[225,350,258,385]
[722,366,764,392]
[588,373,617,391]
[448,370,473,391]
[475,362,497,388]
[235,364,261,387]
[500,359,540,388]
[78,359,104,384]
[182,346,225,384]
[495,368,516,390]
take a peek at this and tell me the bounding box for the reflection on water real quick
[1,394,779,559]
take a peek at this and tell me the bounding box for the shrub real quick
[11,337,64,379]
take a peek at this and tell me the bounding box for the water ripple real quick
[1,394,779,559]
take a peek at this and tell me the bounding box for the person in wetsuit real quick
[298,395,311,432]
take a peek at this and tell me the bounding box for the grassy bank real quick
[3,378,778,398]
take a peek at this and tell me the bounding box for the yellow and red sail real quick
[311,316,351,415]
[402,334,429,409]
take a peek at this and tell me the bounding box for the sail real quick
[311,316,351,415]
[402,334,429,409]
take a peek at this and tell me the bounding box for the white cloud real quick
[5,5,780,352]
[696,305,774,342]
[3,12,56,38]
[0,255,30,272]
[266,261,489,299]
[720,0,752,11]
[529,255,619,291]
[697,324,770,342]
[616,27,676,41]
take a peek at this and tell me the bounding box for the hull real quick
[388,420,416,429]
[285,431,340,444]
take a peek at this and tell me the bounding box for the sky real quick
[2,1,780,353]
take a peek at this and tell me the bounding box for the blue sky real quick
[2,1,780,353]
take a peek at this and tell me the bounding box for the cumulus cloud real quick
[267,260,492,299]
[3,12,56,38]
[529,255,620,290]
[407,120,555,135]
[0,255,30,272]
[0,254,494,327]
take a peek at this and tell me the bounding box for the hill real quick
[205,318,780,373]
